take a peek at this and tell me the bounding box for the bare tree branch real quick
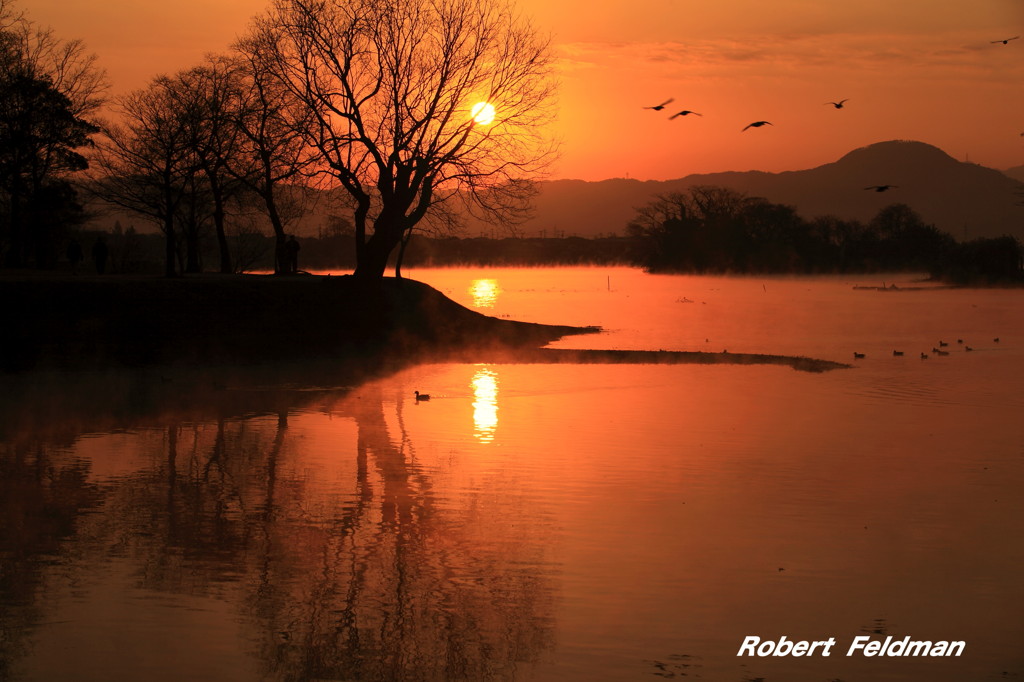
[87,77,200,277]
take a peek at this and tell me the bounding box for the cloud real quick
[554,30,1024,82]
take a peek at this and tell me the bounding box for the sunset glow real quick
[24,0,1024,180]
[469,278,500,307]
[470,101,496,125]
[471,367,499,443]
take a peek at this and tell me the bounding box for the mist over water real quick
[3,267,1022,681]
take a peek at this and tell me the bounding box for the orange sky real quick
[23,0,1024,181]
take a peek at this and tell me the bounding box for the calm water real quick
[2,267,1022,682]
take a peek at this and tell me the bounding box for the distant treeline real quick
[65,225,633,275]
[626,188,1023,285]
[53,187,1024,285]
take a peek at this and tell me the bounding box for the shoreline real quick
[436,347,850,373]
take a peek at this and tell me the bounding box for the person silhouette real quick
[286,235,300,274]
[91,236,109,274]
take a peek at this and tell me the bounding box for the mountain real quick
[82,140,1024,243]
[510,141,1024,241]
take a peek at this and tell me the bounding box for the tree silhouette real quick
[0,1,106,121]
[0,70,95,266]
[932,235,1023,284]
[176,56,249,274]
[868,203,953,270]
[90,77,199,277]
[254,0,556,279]
[92,54,316,278]
[0,3,104,268]
[627,189,970,275]
[229,37,321,275]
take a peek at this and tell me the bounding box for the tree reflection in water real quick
[0,369,555,681]
[0,436,102,680]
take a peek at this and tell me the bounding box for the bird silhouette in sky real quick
[741,121,772,131]
[864,185,898,192]
[825,99,849,109]
[669,110,702,119]
[990,36,1019,44]
[645,98,674,111]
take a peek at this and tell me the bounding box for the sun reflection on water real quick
[469,278,501,308]
[471,366,499,443]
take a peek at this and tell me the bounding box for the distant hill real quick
[507,141,1024,241]
[1004,164,1024,183]
[82,140,1024,242]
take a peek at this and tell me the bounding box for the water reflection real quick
[5,270,1024,682]
[0,369,554,681]
[469,278,501,308]
[0,438,103,681]
[471,366,499,443]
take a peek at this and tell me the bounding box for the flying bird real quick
[742,120,772,131]
[991,36,1020,44]
[825,99,849,109]
[864,185,898,192]
[669,110,702,119]
[644,98,674,111]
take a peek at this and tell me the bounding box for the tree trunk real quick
[394,227,413,279]
[263,191,287,275]
[213,194,232,274]
[354,212,406,279]
[353,230,400,279]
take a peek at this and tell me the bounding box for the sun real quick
[470,101,496,125]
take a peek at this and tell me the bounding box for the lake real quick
[2,266,1022,682]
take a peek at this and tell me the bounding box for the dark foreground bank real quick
[1,274,597,372]
[1,273,848,374]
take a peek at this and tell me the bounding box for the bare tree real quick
[230,35,319,274]
[89,77,199,277]
[256,0,556,279]
[178,55,249,274]
[174,162,213,273]
[0,0,106,120]
[95,57,259,277]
